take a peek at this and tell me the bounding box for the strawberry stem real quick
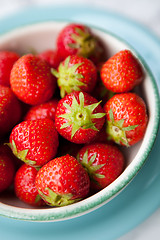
[9,140,37,166]
[106,109,138,147]
[52,56,86,98]
[38,187,81,206]
[77,149,105,180]
[69,27,96,58]
[58,92,105,139]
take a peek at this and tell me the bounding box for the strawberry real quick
[52,55,97,98]
[55,91,106,144]
[35,154,90,206]
[0,85,22,136]
[77,143,125,190]
[0,51,20,86]
[24,99,59,121]
[10,54,56,105]
[101,50,144,93]
[56,23,105,64]
[0,144,15,192]
[14,164,45,206]
[9,119,59,167]
[104,92,148,146]
[38,49,62,69]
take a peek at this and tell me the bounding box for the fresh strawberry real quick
[10,54,56,105]
[9,119,59,167]
[38,49,62,69]
[0,51,20,86]
[56,23,105,64]
[101,50,144,93]
[77,143,125,190]
[35,154,90,206]
[0,144,15,192]
[14,164,45,206]
[52,55,97,98]
[55,91,106,144]
[24,99,59,121]
[0,85,21,136]
[104,92,148,146]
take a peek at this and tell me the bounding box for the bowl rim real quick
[0,20,160,222]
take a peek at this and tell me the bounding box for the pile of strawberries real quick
[0,23,148,207]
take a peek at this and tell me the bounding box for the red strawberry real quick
[52,55,97,98]
[0,51,20,86]
[104,92,148,146]
[10,54,56,105]
[0,144,15,192]
[35,154,90,206]
[14,164,45,206]
[77,143,125,190]
[9,119,59,167]
[38,49,62,69]
[101,50,144,93]
[0,85,21,136]
[56,23,105,63]
[24,99,59,121]
[55,91,106,144]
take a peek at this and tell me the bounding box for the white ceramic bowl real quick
[0,21,159,221]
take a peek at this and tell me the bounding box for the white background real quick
[0,0,160,239]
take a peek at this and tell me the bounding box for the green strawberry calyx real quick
[69,27,96,58]
[35,193,42,203]
[106,109,138,147]
[51,56,87,98]
[38,187,81,207]
[58,92,106,139]
[8,140,36,166]
[77,149,105,180]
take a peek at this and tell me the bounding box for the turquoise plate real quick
[0,6,160,240]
